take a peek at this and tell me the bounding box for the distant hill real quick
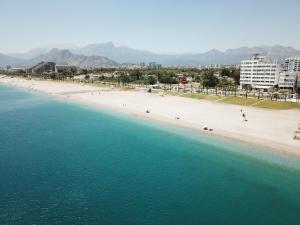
[8,48,50,60]
[223,45,300,63]
[0,53,23,67]
[72,42,159,64]
[8,44,79,59]
[30,49,119,68]
[0,49,119,68]
[1,43,300,68]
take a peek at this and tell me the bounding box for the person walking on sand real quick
[241,109,247,122]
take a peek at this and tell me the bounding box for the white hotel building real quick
[240,55,280,90]
[278,56,300,90]
[283,56,300,72]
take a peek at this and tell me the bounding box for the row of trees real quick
[195,68,240,88]
[108,68,240,87]
[116,70,178,85]
[11,66,240,88]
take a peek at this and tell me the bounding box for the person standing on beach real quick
[241,109,247,122]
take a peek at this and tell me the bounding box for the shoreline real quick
[1,77,300,158]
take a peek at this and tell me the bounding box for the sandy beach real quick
[1,76,300,156]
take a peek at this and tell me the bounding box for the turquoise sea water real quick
[0,84,300,225]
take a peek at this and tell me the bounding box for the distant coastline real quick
[1,76,300,157]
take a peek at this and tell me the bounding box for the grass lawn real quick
[167,92,300,110]
[219,97,260,106]
[254,100,300,110]
[220,97,300,110]
[166,92,223,101]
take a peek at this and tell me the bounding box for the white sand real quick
[1,77,300,156]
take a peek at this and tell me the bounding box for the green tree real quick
[194,75,201,83]
[218,77,232,87]
[218,77,233,96]
[71,67,77,74]
[221,68,231,77]
[148,76,157,85]
[119,74,132,84]
[50,73,57,80]
[81,69,88,75]
[201,70,218,88]
[242,84,251,99]
[61,69,72,78]
[130,69,142,80]
[158,74,178,84]
[231,68,240,85]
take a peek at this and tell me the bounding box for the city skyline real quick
[0,0,300,53]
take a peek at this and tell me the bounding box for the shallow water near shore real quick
[1,84,300,225]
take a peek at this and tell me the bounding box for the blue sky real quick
[0,0,300,53]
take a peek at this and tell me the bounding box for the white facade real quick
[278,71,299,89]
[279,56,300,90]
[240,55,279,89]
[284,56,300,72]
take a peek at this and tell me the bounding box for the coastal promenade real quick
[1,77,300,156]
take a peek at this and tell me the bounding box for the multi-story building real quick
[240,54,279,90]
[27,62,79,75]
[278,71,299,89]
[148,62,162,69]
[283,56,300,72]
[148,62,157,69]
[28,61,56,74]
[279,56,300,91]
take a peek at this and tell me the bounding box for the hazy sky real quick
[0,0,300,53]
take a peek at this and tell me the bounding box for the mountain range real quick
[0,48,118,68]
[71,42,300,66]
[30,48,118,68]
[1,42,300,68]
